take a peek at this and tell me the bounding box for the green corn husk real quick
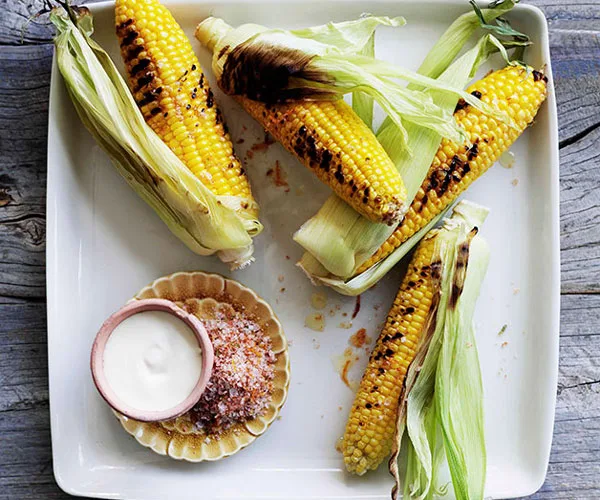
[352,24,376,128]
[195,15,510,150]
[295,0,525,294]
[295,34,504,293]
[388,199,490,500]
[51,7,262,269]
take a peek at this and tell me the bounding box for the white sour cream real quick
[103,311,203,412]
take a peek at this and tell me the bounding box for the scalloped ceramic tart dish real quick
[94,272,290,462]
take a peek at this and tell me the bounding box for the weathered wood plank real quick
[0,45,49,299]
[560,125,600,294]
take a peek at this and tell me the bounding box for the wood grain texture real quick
[0,1,598,499]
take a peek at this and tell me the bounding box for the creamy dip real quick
[103,310,203,412]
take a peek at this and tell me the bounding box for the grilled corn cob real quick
[115,0,255,211]
[356,65,547,273]
[342,235,440,475]
[235,98,407,225]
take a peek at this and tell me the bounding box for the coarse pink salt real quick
[191,312,275,434]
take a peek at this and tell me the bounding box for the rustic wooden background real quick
[1,0,599,498]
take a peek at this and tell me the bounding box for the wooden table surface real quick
[1,1,599,498]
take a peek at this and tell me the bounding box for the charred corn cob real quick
[342,235,440,475]
[356,65,547,273]
[235,98,407,224]
[115,0,255,210]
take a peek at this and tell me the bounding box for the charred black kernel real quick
[374,352,382,361]
[192,93,197,99]
[163,112,168,118]
[532,70,547,83]
[349,179,354,186]
[405,306,415,314]
[335,170,345,183]
[364,186,370,197]
[320,150,332,170]
[351,184,358,193]
[186,104,191,110]
[120,30,139,47]
[454,98,467,113]
[373,385,379,390]
[116,18,134,32]
[420,270,428,277]
[471,90,482,99]
[206,89,214,108]
[298,125,307,136]
[131,58,151,75]
[199,75,205,88]
[240,167,246,176]
[408,281,416,288]
[365,403,372,409]
[137,91,158,107]
[362,196,368,204]
[392,332,403,340]
[134,74,153,91]
[191,64,197,71]
[228,163,234,169]
[125,44,144,62]
[467,141,479,161]
[378,368,385,375]
[149,107,162,116]
[385,348,394,357]
[215,109,223,124]
[374,196,382,204]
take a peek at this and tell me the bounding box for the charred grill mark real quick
[448,228,478,309]
[454,90,483,113]
[131,58,152,75]
[199,74,205,88]
[454,98,467,113]
[125,44,144,63]
[532,70,548,83]
[116,18,134,33]
[134,73,155,92]
[467,141,479,161]
[220,40,335,103]
[137,87,163,107]
[120,30,138,47]
[149,107,162,116]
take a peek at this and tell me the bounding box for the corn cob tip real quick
[356,64,548,274]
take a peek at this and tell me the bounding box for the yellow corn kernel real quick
[237,97,407,225]
[356,65,547,273]
[342,236,438,474]
[115,0,254,207]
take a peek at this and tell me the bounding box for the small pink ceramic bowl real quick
[90,298,214,422]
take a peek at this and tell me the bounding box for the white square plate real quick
[47,1,560,498]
